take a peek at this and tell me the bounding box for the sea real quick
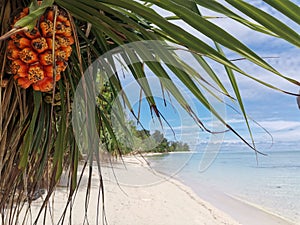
[147,141,300,224]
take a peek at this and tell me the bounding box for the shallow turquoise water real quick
[148,142,300,223]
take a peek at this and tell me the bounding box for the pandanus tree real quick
[0,0,299,224]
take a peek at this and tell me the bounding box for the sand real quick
[13,156,295,225]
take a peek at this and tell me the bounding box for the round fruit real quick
[7,6,74,92]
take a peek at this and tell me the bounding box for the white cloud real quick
[259,120,300,131]
[250,120,300,142]
[270,129,300,142]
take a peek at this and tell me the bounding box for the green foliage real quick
[97,82,190,154]
[124,126,190,154]
[147,130,190,153]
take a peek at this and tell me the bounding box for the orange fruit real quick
[7,5,73,92]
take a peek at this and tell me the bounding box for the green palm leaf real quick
[225,0,300,47]
[263,0,300,26]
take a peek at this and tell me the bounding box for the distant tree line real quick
[129,127,190,154]
[111,116,190,154]
[97,82,190,155]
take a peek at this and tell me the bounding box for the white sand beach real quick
[15,156,295,225]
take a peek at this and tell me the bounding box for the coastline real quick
[106,156,297,225]
[17,155,295,225]
[227,194,296,224]
[19,156,239,225]
[183,179,295,225]
[144,154,297,225]
[101,156,241,225]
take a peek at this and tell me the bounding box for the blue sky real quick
[111,1,300,151]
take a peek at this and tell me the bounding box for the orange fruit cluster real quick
[6,7,74,92]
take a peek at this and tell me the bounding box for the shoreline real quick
[183,179,295,225]
[18,156,240,225]
[16,155,295,225]
[144,155,296,225]
[105,156,295,225]
[102,156,241,225]
[227,194,296,224]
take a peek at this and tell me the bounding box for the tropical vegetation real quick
[0,0,299,224]
[118,126,190,154]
